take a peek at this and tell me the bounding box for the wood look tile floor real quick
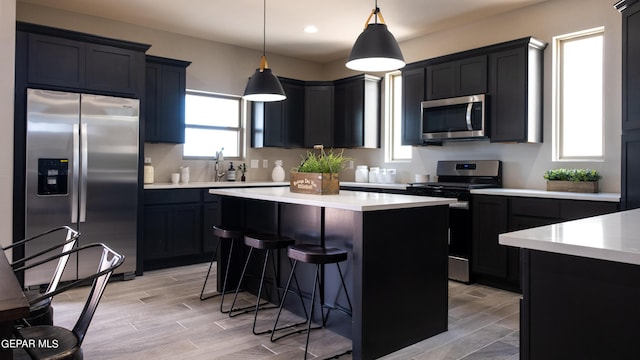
[50,263,520,359]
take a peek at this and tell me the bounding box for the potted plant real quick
[543,168,602,193]
[290,146,350,195]
[238,163,247,182]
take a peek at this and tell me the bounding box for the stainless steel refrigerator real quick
[25,88,139,286]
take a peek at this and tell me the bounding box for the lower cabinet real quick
[472,194,619,291]
[143,189,219,270]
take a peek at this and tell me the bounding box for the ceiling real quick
[18,0,551,63]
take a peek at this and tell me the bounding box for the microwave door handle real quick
[465,103,474,131]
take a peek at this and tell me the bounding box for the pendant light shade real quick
[242,0,286,102]
[346,3,405,72]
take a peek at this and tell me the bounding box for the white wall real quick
[16,0,623,192]
[1,0,16,253]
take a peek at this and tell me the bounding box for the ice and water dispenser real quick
[37,158,69,195]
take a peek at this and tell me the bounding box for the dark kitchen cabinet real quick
[401,66,426,145]
[145,55,191,143]
[252,77,305,148]
[304,82,334,148]
[618,1,640,209]
[202,193,221,253]
[472,195,510,285]
[333,74,380,148]
[19,22,149,96]
[472,194,619,291]
[143,189,209,270]
[488,38,545,143]
[426,56,487,100]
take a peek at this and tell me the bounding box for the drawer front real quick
[510,197,560,218]
[144,189,201,204]
[559,200,619,220]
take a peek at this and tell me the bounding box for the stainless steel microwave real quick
[421,94,486,141]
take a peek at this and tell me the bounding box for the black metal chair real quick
[12,243,125,360]
[3,226,80,326]
[200,225,245,314]
[228,233,308,335]
[271,244,352,360]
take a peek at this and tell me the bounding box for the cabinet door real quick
[144,60,187,143]
[304,84,334,148]
[622,2,640,132]
[457,56,487,96]
[203,200,221,253]
[401,67,425,145]
[489,47,527,142]
[27,34,85,88]
[85,43,138,94]
[282,80,305,147]
[472,195,509,277]
[333,81,360,148]
[143,205,171,261]
[622,131,640,209]
[426,62,455,100]
[169,204,202,256]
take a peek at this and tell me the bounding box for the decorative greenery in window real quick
[543,168,601,182]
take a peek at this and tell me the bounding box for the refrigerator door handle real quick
[72,124,80,224]
[80,123,88,223]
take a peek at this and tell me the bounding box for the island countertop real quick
[209,186,455,212]
[499,208,640,265]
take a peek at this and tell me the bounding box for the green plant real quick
[543,168,601,182]
[295,148,350,174]
[238,163,247,175]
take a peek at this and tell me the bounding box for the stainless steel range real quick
[406,160,502,283]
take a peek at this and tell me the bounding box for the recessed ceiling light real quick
[304,25,318,34]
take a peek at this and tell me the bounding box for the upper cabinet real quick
[304,82,334,148]
[426,56,487,100]
[251,75,381,149]
[333,75,380,148]
[251,78,305,148]
[17,22,150,96]
[400,37,546,145]
[145,55,191,144]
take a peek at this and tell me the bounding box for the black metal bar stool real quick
[229,233,307,335]
[200,225,244,314]
[271,244,353,359]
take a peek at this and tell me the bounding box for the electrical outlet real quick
[250,159,259,168]
[263,159,269,168]
[349,160,354,169]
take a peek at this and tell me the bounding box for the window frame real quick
[385,70,412,162]
[182,90,244,160]
[552,27,605,162]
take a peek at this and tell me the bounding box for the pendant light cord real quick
[363,0,385,29]
[263,0,266,56]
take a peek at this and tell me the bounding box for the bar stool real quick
[229,233,307,335]
[271,244,353,359]
[200,225,244,314]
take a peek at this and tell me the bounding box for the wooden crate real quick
[290,172,339,195]
[546,180,598,193]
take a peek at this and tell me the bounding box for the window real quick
[183,91,242,158]
[553,27,604,161]
[386,71,411,161]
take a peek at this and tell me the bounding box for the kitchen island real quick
[500,209,640,360]
[209,187,455,360]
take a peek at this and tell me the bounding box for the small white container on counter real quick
[355,165,369,183]
[369,167,379,183]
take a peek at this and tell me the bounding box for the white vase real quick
[272,160,285,182]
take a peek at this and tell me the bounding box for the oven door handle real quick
[450,201,469,210]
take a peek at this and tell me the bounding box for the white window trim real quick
[385,71,411,163]
[552,27,605,162]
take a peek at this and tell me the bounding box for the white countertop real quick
[339,182,409,190]
[209,187,455,212]
[144,181,289,189]
[499,208,640,265]
[472,188,620,202]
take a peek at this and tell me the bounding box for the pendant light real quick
[346,0,405,72]
[243,0,286,102]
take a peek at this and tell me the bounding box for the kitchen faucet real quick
[214,149,225,182]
